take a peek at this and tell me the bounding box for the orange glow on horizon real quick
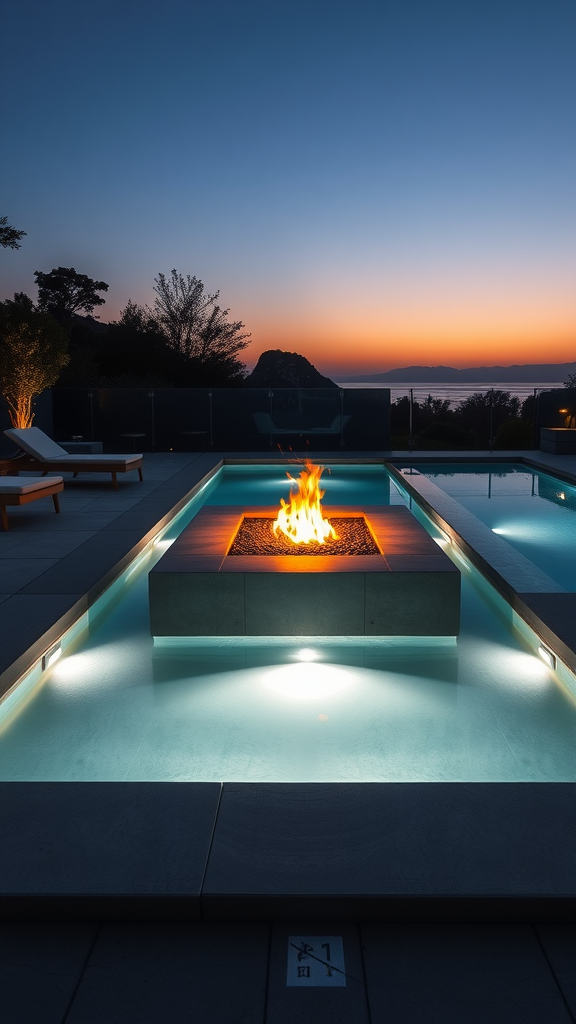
[244,325,575,375]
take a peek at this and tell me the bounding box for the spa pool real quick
[1,462,575,783]
[400,463,576,591]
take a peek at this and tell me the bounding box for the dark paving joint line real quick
[61,922,102,1024]
[532,924,576,1024]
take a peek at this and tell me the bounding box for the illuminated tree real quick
[0,302,69,428]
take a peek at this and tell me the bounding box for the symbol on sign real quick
[286,936,346,987]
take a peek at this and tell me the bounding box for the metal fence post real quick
[148,391,155,451]
[87,391,94,441]
[489,388,494,452]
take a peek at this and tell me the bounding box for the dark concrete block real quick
[365,571,460,635]
[0,922,97,1024]
[202,783,576,919]
[149,572,245,635]
[245,572,365,635]
[66,923,268,1024]
[266,923,369,1024]
[0,783,220,919]
[362,924,572,1024]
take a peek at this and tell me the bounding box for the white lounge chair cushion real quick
[44,454,143,465]
[0,476,64,495]
[5,427,68,460]
[4,428,141,464]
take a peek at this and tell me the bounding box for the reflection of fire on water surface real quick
[273,461,338,545]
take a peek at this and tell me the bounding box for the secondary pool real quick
[1,462,575,783]
[400,463,576,592]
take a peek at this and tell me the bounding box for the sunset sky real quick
[1,0,575,376]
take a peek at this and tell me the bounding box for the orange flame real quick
[273,461,338,545]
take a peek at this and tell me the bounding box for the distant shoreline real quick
[338,381,567,408]
[334,361,576,385]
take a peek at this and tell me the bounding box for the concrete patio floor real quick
[2,920,575,1024]
[1,450,575,1023]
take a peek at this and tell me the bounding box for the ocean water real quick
[339,382,565,408]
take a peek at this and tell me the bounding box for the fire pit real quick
[149,462,460,638]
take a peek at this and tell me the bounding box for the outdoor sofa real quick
[252,413,350,437]
[4,427,143,490]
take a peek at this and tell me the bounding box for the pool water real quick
[402,463,576,591]
[0,463,575,783]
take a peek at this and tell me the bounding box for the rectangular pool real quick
[1,462,575,783]
[400,463,576,591]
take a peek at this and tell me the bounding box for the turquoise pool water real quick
[1,463,575,783]
[402,463,576,591]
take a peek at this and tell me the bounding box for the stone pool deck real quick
[1,449,575,1022]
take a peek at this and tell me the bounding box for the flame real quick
[273,461,338,545]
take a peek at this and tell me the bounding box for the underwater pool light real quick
[295,648,320,662]
[42,642,62,672]
[538,644,556,671]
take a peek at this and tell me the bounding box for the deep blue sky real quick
[1,0,575,373]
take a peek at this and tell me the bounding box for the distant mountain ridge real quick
[337,361,576,384]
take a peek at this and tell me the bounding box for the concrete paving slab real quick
[0,557,60,591]
[361,924,572,1024]
[266,923,369,1024]
[7,511,124,532]
[65,923,268,1024]
[535,924,576,1017]
[0,531,98,558]
[0,922,97,1024]
[0,533,29,551]
[17,530,146,595]
[0,783,221,919]
[202,783,576,920]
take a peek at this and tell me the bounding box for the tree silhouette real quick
[0,216,26,249]
[34,267,108,320]
[152,269,250,366]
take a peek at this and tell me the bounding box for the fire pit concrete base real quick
[149,505,460,638]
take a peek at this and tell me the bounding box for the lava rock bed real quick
[228,517,380,556]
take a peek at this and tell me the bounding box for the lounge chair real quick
[4,427,144,491]
[0,475,64,530]
[252,413,350,437]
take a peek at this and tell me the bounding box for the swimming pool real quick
[1,462,575,783]
[400,463,576,592]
